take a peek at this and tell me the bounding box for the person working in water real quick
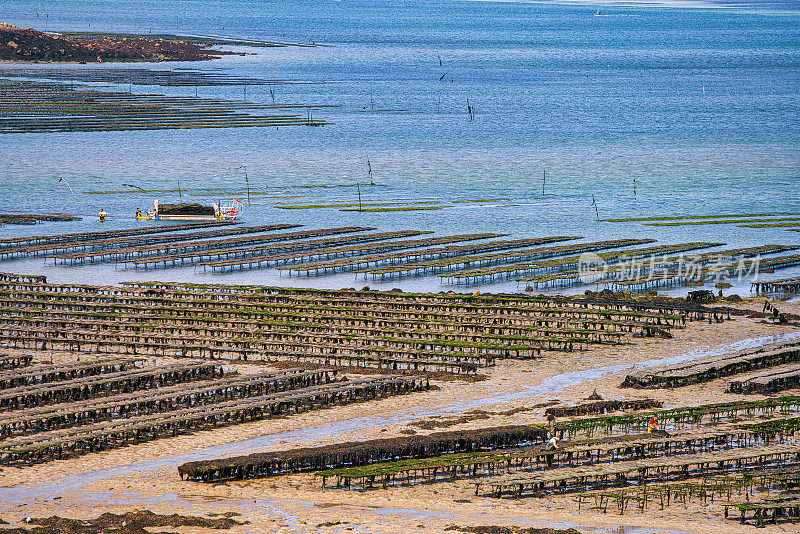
[648,415,658,433]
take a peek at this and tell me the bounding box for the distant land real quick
[0,23,241,62]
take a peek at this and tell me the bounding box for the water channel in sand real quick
[3,331,800,533]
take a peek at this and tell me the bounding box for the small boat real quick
[145,199,242,221]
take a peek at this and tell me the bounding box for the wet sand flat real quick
[1,298,799,533]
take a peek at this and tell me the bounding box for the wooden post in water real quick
[237,166,250,206]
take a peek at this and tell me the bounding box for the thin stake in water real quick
[237,165,250,206]
[58,175,74,194]
[591,194,599,220]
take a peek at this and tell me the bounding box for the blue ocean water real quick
[0,0,799,291]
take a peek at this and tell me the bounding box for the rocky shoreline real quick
[0,23,236,62]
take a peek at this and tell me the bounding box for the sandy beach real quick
[1,296,798,533]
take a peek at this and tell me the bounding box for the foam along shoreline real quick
[547,0,758,9]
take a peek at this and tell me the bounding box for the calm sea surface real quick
[1,0,799,292]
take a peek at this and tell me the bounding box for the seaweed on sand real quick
[1,510,245,534]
